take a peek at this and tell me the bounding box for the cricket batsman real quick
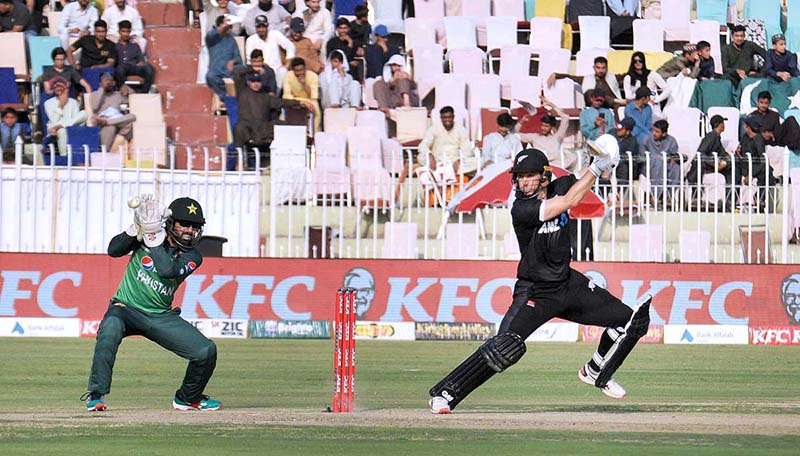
[429,137,652,414]
[82,195,222,412]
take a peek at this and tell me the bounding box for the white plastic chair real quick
[499,44,533,98]
[633,19,664,52]
[356,110,389,139]
[486,16,517,55]
[665,107,704,147]
[574,48,608,76]
[0,32,27,76]
[701,172,727,206]
[347,126,393,206]
[448,47,486,75]
[536,48,570,78]
[679,230,711,263]
[414,0,445,20]
[363,78,379,109]
[461,0,492,46]
[382,222,419,259]
[690,20,723,73]
[446,223,480,259]
[662,0,691,41]
[405,17,439,52]
[312,132,351,198]
[372,0,405,34]
[629,224,664,262]
[413,44,445,100]
[271,125,312,203]
[444,16,478,50]
[434,74,468,112]
[578,15,610,51]
[492,0,526,21]
[467,74,502,140]
[543,78,582,109]
[529,17,563,50]
[323,108,357,134]
[509,76,543,109]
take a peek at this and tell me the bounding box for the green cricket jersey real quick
[108,232,203,314]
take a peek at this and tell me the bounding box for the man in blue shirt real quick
[623,86,653,149]
[580,88,615,141]
[205,15,243,99]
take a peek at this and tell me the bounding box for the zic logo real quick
[141,256,154,271]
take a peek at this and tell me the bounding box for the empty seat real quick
[578,15,610,51]
[536,48,570,78]
[574,48,608,76]
[434,74,468,112]
[347,126,393,206]
[372,0,405,34]
[499,44,533,98]
[313,131,351,198]
[323,107,357,133]
[467,74,502,140]
[271,125,312,203]
[529,17,563,50]
[486,15,518,56]
[492,0,526,21]
[662,0,691,41]
[679,230,711,263]
[448,47,486,75]
[629,224,664,262]
[355,109,388,138]
[633,19,664,52]
[446,223,479,259]
[382,222,419,259]
[404,17,439,52]
[0,33,27,77]
[443,16,477,50]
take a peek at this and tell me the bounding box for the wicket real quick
[333,288,357,412]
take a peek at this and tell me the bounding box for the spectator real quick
[766,34,799,82]
[235,49,277,95]
[686,114,730,184]
[480,112,522,167]
[68,20,117,70]
[319,50,361,109]
[41,47,93,95]
[234,71,314,167]
[202,0,242,37]
[641,0,660,19]
[205,15,243,99]
[282,57,320,132]
[610,117,641,180]
[288,17,323,73]
[607,0,638,16]
[58,0,99,49]
[548,56,625,108]
[293,0,333,55]
[419,105,475,175]
[1,107,27,163]
[721,24,766,86]
[736,115,776,208]
[114,20,154,93]
[373,54,419,118]
[749,90,800,150]
[326,17,359,78]
[624,86,653,149]
[0,0,35,38]
[579,88,615,141]
[518,95,572,169]
[365,24,398,79]
[623,51,669,119]
[349,4,371,50]
[244,0,291,36]
[44,77,89,154]
[90,72,136,151]
[29,0,48,35]
[696,41,716,80]
[245,15,294,88]
[101,0,145,51]
[642,119,681,197]
[657,43,700,79]
[749,91,781,140]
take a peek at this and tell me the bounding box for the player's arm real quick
[107,231,140,257]
[540,168,597,221]
[148,245,203,279]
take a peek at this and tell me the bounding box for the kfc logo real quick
[781,274,800,324]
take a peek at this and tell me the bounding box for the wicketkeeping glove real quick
[133,194,171,247]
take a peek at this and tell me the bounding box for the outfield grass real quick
[1,338,799,455]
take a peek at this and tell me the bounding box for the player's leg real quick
[428,280,559,413]
[560,270,651,398]
[143,311,220,411]
[85,302,143,411]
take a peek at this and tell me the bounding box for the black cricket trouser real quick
[498,269,633,339]
[88,302,217,403]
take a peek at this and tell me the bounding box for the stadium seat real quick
[791,168,800,240]
[679,230,711,263]
[689,20,723,73]
[356,109,389,138]
[696,0,728,25]
[543,78,582,109]
[786,0,800,53]
[744,0,782,48]
[535,48,570,78]
[380,137,405,174]
[128,93,168,168]
[347,126,393,207]
[529,17,563,50]
[363,78,378,109]
[467,75,502,140]
[446,223,479,259]
[395,107,429,145]
[28,36,61,83]
[633,19,664,52]
[701,172,727,206]
[508,76,543,110]
[434,74,467,112]
[412,44,444,101]
[486,16,517,56]
[444,16,478,50]
[323,107,357,134]
[405,18,439,53]
[41,126,97,166]
[534,0,565,21]
[0,33,27,78]
[0,67,21,106]
[499,44,534,97]
[197,11,209,84]
[629,224,664,261]
[492,0,526,21]
[448,47,486,76]
[662,0,691,41]
[271,125,312,204]
[607,50,634,75]
[372,0,405,34]
[578,15,610,51]
[82,68,114,91]
[46,10,61,36]
[574,48,608,76]
[461,0,491,46]
[643,51,675,72]
[312,131,351,199]
[382,222,419,259]
[413,0,445,45]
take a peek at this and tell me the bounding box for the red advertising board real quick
[0,253,798,327]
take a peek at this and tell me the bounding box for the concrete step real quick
[158,83,213,115]
[149,54,198,84]
[144,28,201,57]
[139,2,187,28]
[165,113,228,144]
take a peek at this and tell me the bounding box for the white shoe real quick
[579,366,627,399]
[429,396,451,414]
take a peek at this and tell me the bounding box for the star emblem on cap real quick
[187,203,198,214]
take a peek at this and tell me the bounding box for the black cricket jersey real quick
[511,174,577,284]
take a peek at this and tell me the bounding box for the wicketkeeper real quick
[82,195,222,412]
[429,137,652,414]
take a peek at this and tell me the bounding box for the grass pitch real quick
[1,338,799,455]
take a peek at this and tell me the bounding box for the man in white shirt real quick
[292,0,332,55]
[101,0,146,52]
[58,0,99,49]
[245,14,295,89]
[480,112,522,167]
[243,0,291,36]
[419,106,476,175]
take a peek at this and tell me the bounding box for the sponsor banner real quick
[0,317,80,337]
[749,326,800,345]
[355,321,415,341]
[80,319,102,338]
[525,322,579,342]
[2,253,800,327]
[664,324,749,344]
[185,319,248,339]
[581,324,664,344]
[415,322,495,341]
[249,320,331,339]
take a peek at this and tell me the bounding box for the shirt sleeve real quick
[418,126,436,163]
[149,244,204,279]
[279,33,296,61]
[107,231,140,257]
